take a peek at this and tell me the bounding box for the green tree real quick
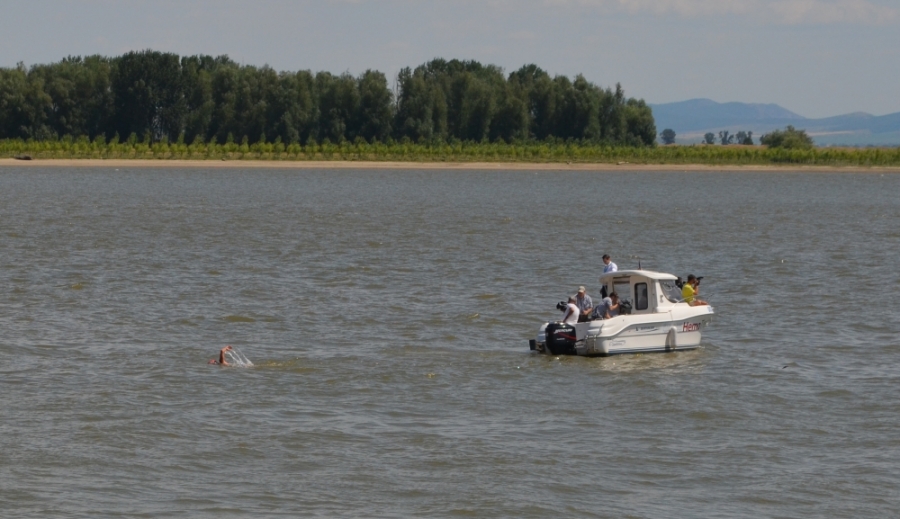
[0,63,58,139]
[735,130,753,145]
[179,54,218,142]
[718,130,734,145]
[394,67,436,142]
[623,98,656,146]
[316,72,359,143]
[111,50,187,141]
[271,70,315,144]
[703,132,716,145]
[233,65,278,143]
[208,63,239,143]
[31,55,114,139]
[512,65,557,140]
[660,128,676,145]
[598,83,626,143]
[438,60,501,142]
[489,79,529,142]
[356,70,393,142]
[760,125,813,149]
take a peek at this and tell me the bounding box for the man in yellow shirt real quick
[682,275,707,306]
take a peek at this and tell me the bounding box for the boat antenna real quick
[638,260,642,270]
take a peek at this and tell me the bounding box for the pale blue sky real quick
[2,0,897,118]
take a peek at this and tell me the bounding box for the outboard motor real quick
[619,299,633,315]
[545,322,578,355]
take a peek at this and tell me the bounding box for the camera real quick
[556,301,567,311]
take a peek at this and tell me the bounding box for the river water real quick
[1,166,898,518]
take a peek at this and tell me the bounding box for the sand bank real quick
[2,158,899,172]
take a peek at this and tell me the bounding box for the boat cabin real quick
[598,270,685,315]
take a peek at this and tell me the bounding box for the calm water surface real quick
[1,167,898,518]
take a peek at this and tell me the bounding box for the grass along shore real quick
[3,138,900,167]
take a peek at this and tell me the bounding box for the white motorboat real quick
[529,270,714,356]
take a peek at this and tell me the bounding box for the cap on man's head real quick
[578,286,585,293]
[687,274,697,282]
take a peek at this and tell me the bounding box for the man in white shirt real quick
[602,254,617,273]
[562,297,579,324]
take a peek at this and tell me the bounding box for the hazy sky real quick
[2,0,898,118]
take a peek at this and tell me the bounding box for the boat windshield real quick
[613,281,631,298]
[661,280,682,303]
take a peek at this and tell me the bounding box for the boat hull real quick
[532,306,714,356]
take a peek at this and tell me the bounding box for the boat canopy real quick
[598,269,678,284]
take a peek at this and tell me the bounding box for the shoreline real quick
[2,158,899,172]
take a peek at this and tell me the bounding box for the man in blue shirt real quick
[575,286,593,322]
[600,254,617,298]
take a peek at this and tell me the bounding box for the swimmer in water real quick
[208,345,233,366]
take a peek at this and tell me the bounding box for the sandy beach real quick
[2,157,899,172]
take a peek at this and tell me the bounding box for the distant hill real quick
[650,99,900,146]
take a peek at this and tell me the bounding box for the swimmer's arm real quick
[219,346,232,366]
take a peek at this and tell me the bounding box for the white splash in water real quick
[224,347,253,367]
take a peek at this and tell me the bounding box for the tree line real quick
[658,128,755,146]
[0,51,656,146]
[704,131,755,146]
[659,127,814,149]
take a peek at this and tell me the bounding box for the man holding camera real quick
[562,296,580,324]
[682,274,708,306]
[592,291,621,319]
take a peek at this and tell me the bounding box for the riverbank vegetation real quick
[3,137,899,166]
[2,51,897,166]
